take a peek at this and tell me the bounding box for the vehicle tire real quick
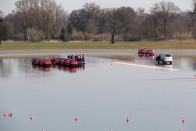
[170,61,172,65]
[158,61,159,64]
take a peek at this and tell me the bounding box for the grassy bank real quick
[0,41,196,50]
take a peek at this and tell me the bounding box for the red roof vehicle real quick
[138,48,154,56]
[138,48,147,55]
[32,57,41,65]
[146,49,155,56]
[39,58,52,67]
[69,59,78,67]
[50,56,58,64]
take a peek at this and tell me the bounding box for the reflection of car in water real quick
[155,54,173,65]
[138,54,154,60]
[32,65,52,72]
[52,63,85,73]
[69,67,78,73]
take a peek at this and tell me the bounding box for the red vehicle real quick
[138,48,155,56]
[32,57,37,65]
[138,48,147,55]
[32,57,41,65]
[64,58,70,66]
[146,49,155,56]
[69,59,78,67]
[50,56,58,64]
[39,58,52,67]
[59,58,66,65]
[54,57,63,65]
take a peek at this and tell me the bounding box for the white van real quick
[155,54,173,65]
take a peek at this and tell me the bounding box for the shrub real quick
[27,28,45,42]
[14,33,24,41]
[71,31,84,41]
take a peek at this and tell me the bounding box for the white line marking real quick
[113,62,180,71]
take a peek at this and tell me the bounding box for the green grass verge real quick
[0,41,196,50]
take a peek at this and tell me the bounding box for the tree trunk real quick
[111,32,115,44]
[163,19,167,39]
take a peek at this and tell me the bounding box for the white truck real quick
[155,53,173,65]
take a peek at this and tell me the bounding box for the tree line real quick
[1,0,196,44]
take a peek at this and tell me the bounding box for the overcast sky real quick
[0,0,194,15]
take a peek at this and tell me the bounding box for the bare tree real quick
[188,0,196,39]
[14,0,68,40]
[70,2,100,34]
[106,7,136,42]
[150,1,180,39]
[97,9,107,34]
[0,12,9,44]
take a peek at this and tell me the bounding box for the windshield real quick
[165,54,171,57]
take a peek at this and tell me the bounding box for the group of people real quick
[67,54,85,63]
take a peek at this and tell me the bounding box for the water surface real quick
[0,52,196,131]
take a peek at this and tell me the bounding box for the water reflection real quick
[0,58,86,78]
[32,65,52,72]
[0,55,196,131]
[0,58,12,78]
[52,63,85,73]
[173,56,196,71]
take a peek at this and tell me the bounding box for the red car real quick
[55,57,63,65]
[59,58,66,65]
[138,48,147,55]
[32,57,41,65]
[50,56,58,64]
[69,59,78,67]
[146,49,155,56]
[39,58,51,67]
[64,58,71,66]
[138,48,155,56]
[32,57,37,65]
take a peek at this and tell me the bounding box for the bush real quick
[93,34,110,41]
[27,28,45,42]
[14,33,24,41]
[71,31,84,41]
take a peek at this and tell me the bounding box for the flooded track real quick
[0,50,196,131]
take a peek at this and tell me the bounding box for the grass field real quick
[0,41,196,50]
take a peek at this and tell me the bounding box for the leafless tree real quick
[0,11,9,44]
[14,0,68,40]
[150,1,181,39]
[106,7,136,42]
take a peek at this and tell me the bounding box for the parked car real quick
[59,58,66,65]
[64,58,71,66]
[50,56,58,64]
[69,59,78,67]
[138,48,155,56]
[146,49,155,56]
[32,57,37,65]
[138,48,147,55]
[155,54,173,65]
[55,57,64,65]
[39,58,52,67]
[32,57,41,65]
